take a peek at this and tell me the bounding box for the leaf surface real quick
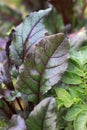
[70,46,87,66]
[10,8,51,66]
[55,88,73,108]
[18,33,70,102]
[62,71,82,84]
[27,97,57,130]
[65,104,87,121]
[67,61,84,76]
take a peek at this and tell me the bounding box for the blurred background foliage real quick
[0,0,87,37]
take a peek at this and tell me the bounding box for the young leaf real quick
[55,88,73,108]
[61,71,82,85]
[67,61,84,77]
[18,33,70,102]
[70,46,87,66]
[69,86,85,100]
[9,8,51,66]
[74,110,87,130]
[27,97,58,130]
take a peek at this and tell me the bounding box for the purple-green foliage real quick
[0,4,87,129]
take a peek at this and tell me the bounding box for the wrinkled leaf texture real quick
[27,97,57,130]
[18,33,70,102]
[74,110,87,130]
[62,46,87,85]
[10,8,51,66]
[55,88,73,108]
[65,104,87,121]
[70,46,87,66]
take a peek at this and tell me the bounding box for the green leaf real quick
[10,8,51,66]
[65,104,87,121]
[74,110,87,130]
[67,60,84,77]
[55,88,73,108]
[27,97,58,130]
[18,33,70,102]
[70,46,87,66]
[62,72,82,85]
[56,98,64,109]
[69,86,85,100]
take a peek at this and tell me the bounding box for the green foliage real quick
[74,110,87,130]
[55,88,73,108]
[65,104,87,121]
[55,45,87,130]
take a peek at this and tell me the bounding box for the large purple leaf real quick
[18,33,70,102]
[9,8,51,66]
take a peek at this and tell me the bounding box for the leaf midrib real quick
[38,38,65,101]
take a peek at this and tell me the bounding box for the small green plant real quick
[55,46,87,130]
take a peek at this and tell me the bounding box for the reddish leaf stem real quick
[2,98,16,114]
[0,106,11,119]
